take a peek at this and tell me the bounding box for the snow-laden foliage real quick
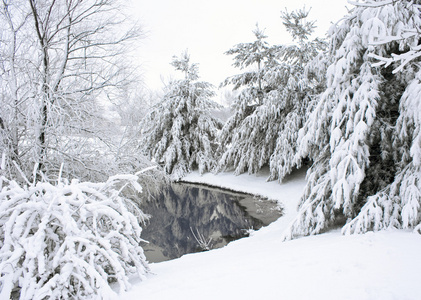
[217,91,281,175]
[366,1,421,73]
[284,0,421,239]
[0,171,149,299]
[217,25,278,175]
[268,8,327,182]
[343,67,421,234]
[141,51,223,180]
[217,9,326,178]
[0,0,146,182]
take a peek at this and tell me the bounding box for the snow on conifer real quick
[284,0,421,239]
[0,170,149,299]
[218,10,326,178]
[217,25,276,175]
[343,53,421,234]
[268,8,327,182]
[140,51,223,180]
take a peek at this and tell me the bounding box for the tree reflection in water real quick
[138,183,282,262]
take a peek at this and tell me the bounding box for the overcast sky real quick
[129,0,350,91]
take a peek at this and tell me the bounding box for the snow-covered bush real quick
[0,171,149,299]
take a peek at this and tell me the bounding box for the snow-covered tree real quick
[216,25,277,174]
[343,0,421,235]
[0,0,144,182]
[0,169,150,299]
[283,0,421,239]
[268,8,327,182]
[217,11,326,177]
[140,51,223,180]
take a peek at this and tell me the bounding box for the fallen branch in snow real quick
[190,227,213,251]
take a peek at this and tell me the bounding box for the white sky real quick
[129,0,350,91]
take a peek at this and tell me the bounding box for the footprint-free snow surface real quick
[117,168,421,300]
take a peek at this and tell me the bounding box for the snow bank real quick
[118,169,421,300]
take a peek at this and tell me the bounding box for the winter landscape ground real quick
[117,169,421,300]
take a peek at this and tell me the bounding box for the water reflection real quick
[138,183,282,263]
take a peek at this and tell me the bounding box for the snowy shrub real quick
[0,171,149,299]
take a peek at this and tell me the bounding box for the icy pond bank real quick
[138,182,281,262]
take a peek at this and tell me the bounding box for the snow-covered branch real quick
[284,0,421,239]
[0,172,150,298]
[347,0,395,8]
[0,0,145,180]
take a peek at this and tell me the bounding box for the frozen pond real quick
[138,183,282,262]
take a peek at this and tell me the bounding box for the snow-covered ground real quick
[117,169,421,300]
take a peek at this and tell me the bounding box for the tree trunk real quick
[29,0,51,177]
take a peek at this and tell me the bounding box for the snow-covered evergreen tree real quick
[217,11,326,177]
[140,51,223,180]
[343,0,421,235]
[284,0,421,239]
[216,25,278,174]
[0,169,150,299]
[268,8,327,182]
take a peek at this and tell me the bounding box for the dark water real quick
[138,183,282,263]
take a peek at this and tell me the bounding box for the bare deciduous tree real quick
[0,0,144,181]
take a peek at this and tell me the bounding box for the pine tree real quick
[283,0,421,239]
[140,51,223,180]
[217,10,325,177]
[268,8,327,182]
[343,0,421,235]
[217,25,277,175]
